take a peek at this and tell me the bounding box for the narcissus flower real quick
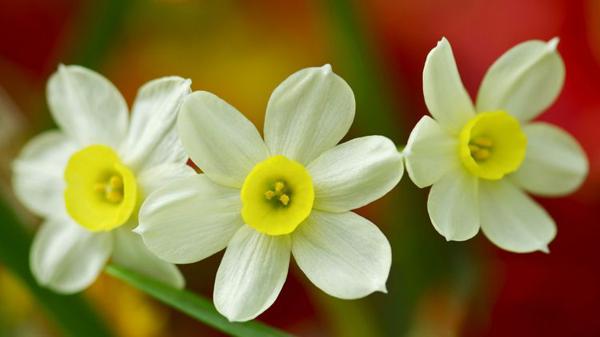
[12,65,194,293]
[404,38,588,253]
[136,65,403,321]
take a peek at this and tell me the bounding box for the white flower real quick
[136,65,403,321]
[12,65,194,293]
[404,38,588,253]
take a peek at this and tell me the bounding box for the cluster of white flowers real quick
[12,38,588,321]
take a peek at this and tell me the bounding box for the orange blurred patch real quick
[87,274,170,337]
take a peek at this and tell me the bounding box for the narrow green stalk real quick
[71,0,136,69]
[0,199,114,337]
[321,0,408,138]
[106,265,294,337]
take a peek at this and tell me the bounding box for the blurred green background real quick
[1,0,599,336]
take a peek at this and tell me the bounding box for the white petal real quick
[177,91,269,188]
[120,77,192,171]
[214,226,290,322]
[291,211,391,299]
[47,65,128,147]
[476,38,565,121]
[112,228,185,289]
[308,136,403,212]
[404,116,460,188]
[30,217,112,294]
[264,65,355,165]
[427,167,480,241]
[136,163,196,197]
[136,174,243,264]
[479,180,556,253]
[12,131,77,217]
[423,38,475,133]
[511,122,588,196]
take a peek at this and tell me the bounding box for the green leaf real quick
[0,199,115,337]
[106,264,294,337]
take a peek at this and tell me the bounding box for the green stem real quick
[70,0,136,69]
[0,199,114,337]
[106,265,294,337]
[322,0,408,138]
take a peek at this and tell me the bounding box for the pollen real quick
[95,175,124,203]
[274,181,285,193]
[279,194,290,206]
[264,181,291,206]
[469,136,493,162]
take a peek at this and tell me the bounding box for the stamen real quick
[279,194,290,206]
[472,148,491,160]
[95,174,124,203]
[469,136,493,162]
[468,144,480,152]
[110,176,123,189]
[274,181,285,193]
[106,191,123,203]
[264,181,291,206]
[473,137,493,147]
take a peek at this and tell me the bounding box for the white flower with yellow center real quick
[404,38,588,253]
[136,65,403,321]
[12,65,194,293]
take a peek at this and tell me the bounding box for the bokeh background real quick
[1,0,599,336]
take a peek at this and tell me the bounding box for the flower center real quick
[458,111,527,180]
[264,181,291,206]
[64,145,138,232]
[94,175,124,203]
[241,155,314,236]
